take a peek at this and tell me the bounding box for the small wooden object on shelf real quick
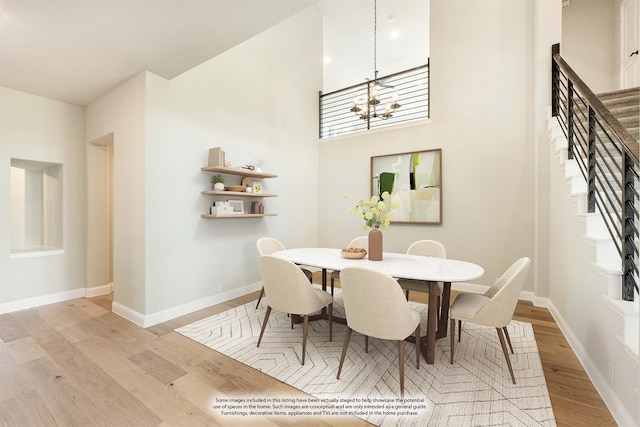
[208,147,225,167]
[201,165,277,218]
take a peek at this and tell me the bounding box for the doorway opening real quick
[87,134,114,298]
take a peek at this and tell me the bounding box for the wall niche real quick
[10,158,63,257]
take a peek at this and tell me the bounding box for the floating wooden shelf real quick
[201,165,278,218]
[200,190,277,197]
[201,213,278,218]
[200,166,277,179]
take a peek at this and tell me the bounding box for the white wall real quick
[43,164,63,248]
[142,7,322,315]
[318,0,537,291]
[86,73,147,314]
[9,167,25,247]
[534,0,563,301]
[24,169,44,247]
[84,7,322,320]
[562,0,618,93]
[0,87,86,305]
[321,0,430,93]
[548,132,639,426]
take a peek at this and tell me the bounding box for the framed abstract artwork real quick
[370,149,442,224]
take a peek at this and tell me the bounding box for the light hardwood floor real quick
[0,280,617,426]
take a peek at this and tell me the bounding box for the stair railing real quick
[551,43,639,302]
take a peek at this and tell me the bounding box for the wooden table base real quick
[401,281,451,364]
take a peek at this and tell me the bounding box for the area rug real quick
[176,289,556,426]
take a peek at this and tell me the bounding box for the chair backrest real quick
[406,240,446,258]
[340,267,420,340]
[484,257,530,298]
[346,236,368,249]
[474,257,531,327]
[256,237,286,255]
[258,255,326,315]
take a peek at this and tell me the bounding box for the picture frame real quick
[370,149,442,224]
[227,199,244,214]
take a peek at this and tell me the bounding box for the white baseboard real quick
[0,288,85,314]
[0,282,115,314]
[112,282,263,328]
[84,283,113,298]
[111,301,147,327]
[0,281,260,329]
[546,300,636,427]
[532,295,552,308]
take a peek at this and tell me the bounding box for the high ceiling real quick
[0,0,322,106]
[321,0,429,93]
[0,0,428,107]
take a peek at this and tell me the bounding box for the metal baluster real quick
[623,153,636,301]
[587,106,596,213]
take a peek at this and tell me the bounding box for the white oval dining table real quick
[272,248,484,364]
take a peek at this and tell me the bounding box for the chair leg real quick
[458,320,462,342]
[450,317,455,364]
[503,326,514,354]
[436,295,441,323]
[255,286,265,309]
[365,335,369,353]
[328,303,333,342]
[497,327,516,384]
[337,327,352,379]
[415,324,420,370]
[330,276,335,297]
[257,306,272,347]
[302,315,309,365]
[303,269,313,283]
[405,290,410,301]
[398,340,405,399]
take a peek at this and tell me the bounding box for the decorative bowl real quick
[225,185,245,192]
[341,248,367,259]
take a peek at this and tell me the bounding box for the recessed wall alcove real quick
[10,158,64,257]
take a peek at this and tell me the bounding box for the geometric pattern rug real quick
[176,288,556,426]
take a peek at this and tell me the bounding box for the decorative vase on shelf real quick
[213,182,225,191]
[368,229,383,261]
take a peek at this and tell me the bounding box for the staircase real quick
[598,87,640,142]
[553,45,639,425]
[548,115,639,426]
[598,86,640,356]
[549,114,639,353]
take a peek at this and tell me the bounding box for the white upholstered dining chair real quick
[337,266,421,398]
[329,236,368,294]
[257,255,333,365]
[449,257,531,384]
[398,240,447,302]
[255,237,312,309]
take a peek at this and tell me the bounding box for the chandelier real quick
[349,0,401,120]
